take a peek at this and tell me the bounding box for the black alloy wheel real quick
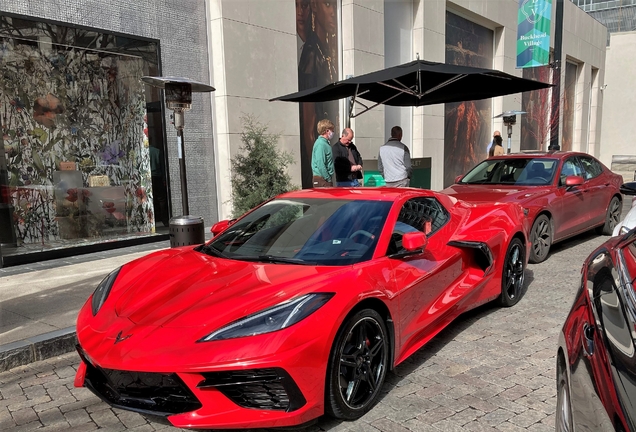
[325,309,389,420]
[556,357,573,432]
[530,214,552,263]
[597,196,622,235]
[498,238,525,307]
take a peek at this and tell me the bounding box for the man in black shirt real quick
[332,128,363,187]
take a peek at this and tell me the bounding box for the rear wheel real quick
[596,196,621,235]
[325,309,388,420]
[556,356,573,432]
[498,238,525,307]
[530,215,552,263]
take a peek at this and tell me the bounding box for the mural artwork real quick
[296,0,340,188]
[444,12,494,188]
[520,66,553,151]
[562,61,578,152]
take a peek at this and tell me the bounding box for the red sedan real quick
[75,188,527,429]
[442,151,623,263]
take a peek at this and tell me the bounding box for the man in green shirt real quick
[311,119,335,187]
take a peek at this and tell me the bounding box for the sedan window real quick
[578,156,603,180]
[204,198,392,266]
[559,158,584,186]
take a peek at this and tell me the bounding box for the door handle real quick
[582,322,595,356]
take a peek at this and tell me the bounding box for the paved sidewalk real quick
[0,240,171,371]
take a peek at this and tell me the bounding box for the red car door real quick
[384,197,464,362]
[578,156,612,227]
[553,157,591,239]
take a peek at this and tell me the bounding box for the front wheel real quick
[325,309,389,420]
[556,357,573,432]
[530,215,552,263]
[596,196,621,236]
[498,237,526,307]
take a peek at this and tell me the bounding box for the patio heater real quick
[140,76,215,246]
[494,110,526,154]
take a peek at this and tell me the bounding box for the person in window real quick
[332,128,363,187]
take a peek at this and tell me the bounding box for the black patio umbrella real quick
[271,59,552,118]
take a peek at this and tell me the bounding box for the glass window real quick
[0,15,167,257]
[203,198,392,266]
[560,158,585,185]
[460,158,557,186]
[578,156,603,180]
[387,197,448,255]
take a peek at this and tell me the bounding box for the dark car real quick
[442,152,624,263]
[556,228,636,431]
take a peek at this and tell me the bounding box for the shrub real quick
[231,115,298,217]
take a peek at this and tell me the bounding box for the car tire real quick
[530,215,552,264]
[498,237,525,307]
[325,308,389,420]
[596,196,622,236]
[556,356,574,432]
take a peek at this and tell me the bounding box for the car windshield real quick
[460,158,558,186]
[201,198,393,266]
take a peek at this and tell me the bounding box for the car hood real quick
[443,184,550,204]
[109,248,346,330]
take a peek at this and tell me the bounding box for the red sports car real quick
[75,188,528,429]
[443,151,623,263]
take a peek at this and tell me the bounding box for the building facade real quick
[0,0,607,265]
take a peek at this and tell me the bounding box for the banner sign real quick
[516,0,553,68]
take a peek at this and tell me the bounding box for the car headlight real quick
[91,267,121,316]
[199,293,334,342]
[620,226,631,235]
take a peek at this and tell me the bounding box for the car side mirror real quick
[565,175,584,188]
[210,220,231,236]
[454,175,463,184]
[389,231,428,259]
[403,232,428,251]
[620,181,636,196]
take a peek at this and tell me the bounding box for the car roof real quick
[488,151,589,161]
[278,187,437,201]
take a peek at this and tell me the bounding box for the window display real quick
[0,15,166,257]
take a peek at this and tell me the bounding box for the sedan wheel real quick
[326,309,388,420]
[597,196,622,236]
[498,238,525,307]
[530,215,552,263]
[556,358,573,432]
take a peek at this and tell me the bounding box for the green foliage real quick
[231,115,298,218]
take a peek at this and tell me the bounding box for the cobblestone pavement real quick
[0,230,612,431]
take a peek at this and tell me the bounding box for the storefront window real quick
[0,15,167,258]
